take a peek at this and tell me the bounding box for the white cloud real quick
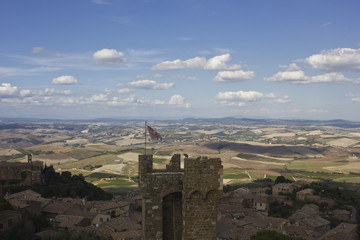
[264,63,305,82]
[351,97,360,102]
[216,90,264,102]
[90,93,109,102]
[117,88,131,94]
[19,89,32,97]
[169,94,185,105]
[276,95,292,103]
[152,56,206,70]
[52,75,79,85]
[93,49,126,64]
[306,72,350,84]
[168,94,191,108]
[153,99,166,105]
[172,74,198,81]
[305,48,360,72]
[265,63,351,84]
[204,54,241,70]
[42,88,71,96]
[128,80,175,90]
[215,90,284,106]
[0,83,18,97]
[213,70,255,82]
[31,47,62,57]
[19,88,71,97]
[265,93,276,99]
[346,94,360,102]
[152,53,244,71]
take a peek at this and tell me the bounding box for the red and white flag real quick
[147,125,162,141]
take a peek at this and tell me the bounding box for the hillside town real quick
[1,177,358,240]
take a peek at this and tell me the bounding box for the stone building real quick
[138,154,223,240]
[0,160,43,186]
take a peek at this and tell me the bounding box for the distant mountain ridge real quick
[1,117,359,128]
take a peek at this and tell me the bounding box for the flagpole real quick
[144,121,147,156]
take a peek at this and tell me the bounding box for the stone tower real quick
[138,154,223,240]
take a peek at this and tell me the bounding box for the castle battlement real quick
[0,161,43,186]
[138,154,223,240]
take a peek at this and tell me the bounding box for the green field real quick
[223,168,248,179]
[286,160,345,172]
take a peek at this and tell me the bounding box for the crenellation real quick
[138,154,223,240]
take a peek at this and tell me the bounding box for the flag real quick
[147,125,162,141]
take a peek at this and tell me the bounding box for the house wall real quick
[0,210,22,232]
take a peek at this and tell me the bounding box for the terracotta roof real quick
[5,189,49,209]
[218,203,244,214]
[5,189,42,200]
[289,210,330,229]
[233,187,250,196]
[66,209,98,220]
[216,216,239,239]
[87,200,129,211]
[95,216,141,238]
[284,225,315,239]
[105,216,141,232]
[54,214,87,228]
[320,223,357,240]
[42,200,80,214]
[303,215,330,228]
[301,204,319,214]
[239,216,286,230]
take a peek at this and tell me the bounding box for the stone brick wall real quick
[0,161,43,186]
[138,154,223,240]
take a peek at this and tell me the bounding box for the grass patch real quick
[131,148,155,155]
[155,150,173,156]
[286,160,344,172]
[96,178,138,187]
[223,168,248,179]
[65,149,103,160]
[290,170,360,181]
[85,172,124,180]
[224,174,248,179]
[236,153,287,163]
[237,153,261,160]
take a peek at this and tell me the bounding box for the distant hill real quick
[1,117,359,128]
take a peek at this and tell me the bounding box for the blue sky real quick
[1,0,360,120]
